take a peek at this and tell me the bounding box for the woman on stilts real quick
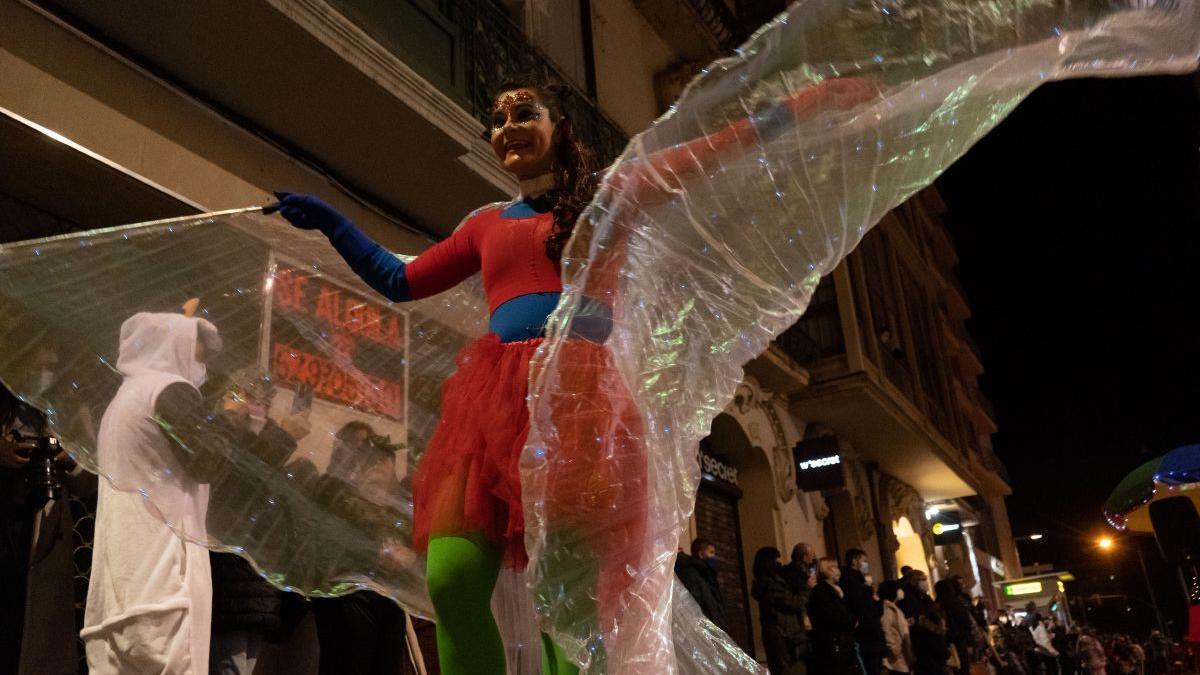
[271,72,873,674]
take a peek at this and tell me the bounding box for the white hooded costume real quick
[83,313,220,675]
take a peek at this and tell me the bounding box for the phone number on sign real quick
[271,343,403,420]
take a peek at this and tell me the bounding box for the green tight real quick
[427,534,578,675]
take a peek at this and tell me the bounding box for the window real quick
[858,230,915,399]
[504,0,597,97]
[778,274,843,364]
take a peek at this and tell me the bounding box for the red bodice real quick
[405,207,562,314]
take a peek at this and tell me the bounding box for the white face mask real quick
[896,590,905,602]
[859,560,870,574]
[918,579,930,593]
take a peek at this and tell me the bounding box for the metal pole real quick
[1134,538,1169,634]
[0,206,268,251]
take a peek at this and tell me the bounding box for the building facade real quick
[0,0,1016,670]
[682,188,1020,658]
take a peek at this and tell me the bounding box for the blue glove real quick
[265,191,412,302]
[265,192,353,237]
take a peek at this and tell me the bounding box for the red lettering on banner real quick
[272,343,404,420]
[272,268,308,312]
[331,333,357,357]
[314,286,338,325]
[286,279,403,351]
[385,316,401,346]
[269,264,406,420]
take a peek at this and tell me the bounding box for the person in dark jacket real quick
[910,612,951,675]
[841,548,885,674]
[309,422,409,675]
[991,611,1032,675]
[969,596,988,630]
[934,578,974,675]
[675,537,729,629]
[206,372,312,675]
[808,556,860,674]
[0,372,97,675]
[750,546,810,675]
[899,569,936,623]
[781,541,817,593]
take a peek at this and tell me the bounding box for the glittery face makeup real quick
[490,90,544,133]
[490,88,557,179]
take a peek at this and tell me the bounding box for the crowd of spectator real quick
[676,539,1190,675]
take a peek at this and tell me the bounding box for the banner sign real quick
[266,259,408,422]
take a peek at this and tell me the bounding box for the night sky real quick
[936,73,1200,632]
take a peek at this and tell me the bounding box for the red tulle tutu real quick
[412,333,540,567]
[412,333,647,579]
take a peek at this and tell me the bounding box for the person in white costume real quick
[82,312,226,674]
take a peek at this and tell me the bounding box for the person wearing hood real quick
[82,312,229,674]
[750,546,810,675]
[674,537,728,630]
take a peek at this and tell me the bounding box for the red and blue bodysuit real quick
[334,193,567,342]
[319,188,631,571]
[279,76,878,666]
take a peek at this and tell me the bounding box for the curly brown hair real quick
[494,75,598,265]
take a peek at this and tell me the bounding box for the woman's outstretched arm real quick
[606,76,878,207]
[270,192,487,302]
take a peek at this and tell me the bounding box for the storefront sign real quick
[793,436,845,491]
[931,511,964,545]
[1003,581,1043,596]
[700,450,739,487]
[266,260,407,421]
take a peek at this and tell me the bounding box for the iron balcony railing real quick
[445,0,629,165]
[329,0,630,166]
[682,0,743,51]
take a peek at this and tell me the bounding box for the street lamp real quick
[1013,533,1046,572]
[1095,535,1167,633]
